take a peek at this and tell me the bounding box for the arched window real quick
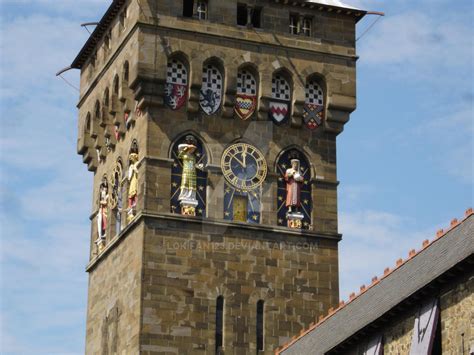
[123,61,129,84]
[303,77,325,130]
[113,75,119,95]
[276,148,312,229]
[103,88,110,107]
[215,296,224,353]
[200,63,223,115]
[269,71,291,125]
[85,113,91,135]
[165,58,188,110]
[256,300,264,352]
[235,67,258,120]
[170,134,208,217]
[95,101,101,121]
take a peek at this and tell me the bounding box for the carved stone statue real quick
[96,177,109,251]
[285,159,304,229]
[285,159,304,212]
[178,135,204,215]
[111,163,123,234]
[127,142,139,223]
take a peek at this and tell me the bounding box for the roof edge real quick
[275,207,473,354]
[71,0,125,70]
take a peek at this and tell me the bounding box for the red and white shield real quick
[165,59,188,110]
[269,101,289,125]
[165,83,187,110]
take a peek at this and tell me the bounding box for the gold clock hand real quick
[242,145,247,168]
[228,153,245,167]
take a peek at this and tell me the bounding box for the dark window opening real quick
[257,300,264,352]
[183,0,194,18]
[215,296,224,353]
[251,7,262,28]
[113,75,119,95]
[123,62,129,83]
[237,4,247,26]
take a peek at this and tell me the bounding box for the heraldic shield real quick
[235,95,256,120]
[303,104,323,130]
[235,69,257,120]
[165,59,188,110]
[200,64,223,115]
[269,100,290,125]
[304,80,325,130]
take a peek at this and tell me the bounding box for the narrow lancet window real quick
[257,300,264,352]
[215,296,224,353]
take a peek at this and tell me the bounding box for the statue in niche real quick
[285,159,304,228]
[96,177,109,251]
[178,135,204,216]
[111,163,123,234]
[127,141,139,223]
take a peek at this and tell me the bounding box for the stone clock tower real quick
[71,0,365,353]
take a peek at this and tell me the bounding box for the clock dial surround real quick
[221,143,267,191]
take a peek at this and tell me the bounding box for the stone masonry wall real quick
[140,216,339,354]
[85,223,144,355]
[440,274,473,354]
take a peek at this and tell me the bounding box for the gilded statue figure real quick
[178,135,204,203]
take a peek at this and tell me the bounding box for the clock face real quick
[221,143,267,191]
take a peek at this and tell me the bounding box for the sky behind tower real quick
[0,0,472,353]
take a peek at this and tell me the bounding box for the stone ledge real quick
[85,211,342,272]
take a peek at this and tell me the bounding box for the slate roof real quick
[276,209,474,355]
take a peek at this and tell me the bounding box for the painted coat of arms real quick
[235,70,257,120]
[304,80,325,130]
[165,59,188,110]
[200,64,222,115]
[269,74,291,125]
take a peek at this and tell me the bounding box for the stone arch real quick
[200,57,225,115]
[169,132,208,217]
[275,146,312,229]
[165,52,190,110]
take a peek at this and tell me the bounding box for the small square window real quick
[197,1,208,20]
[289,15,299,35]
[302,18,312,36]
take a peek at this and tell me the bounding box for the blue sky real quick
[0,0,472,353]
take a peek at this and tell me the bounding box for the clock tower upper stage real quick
[75,0,363,235]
